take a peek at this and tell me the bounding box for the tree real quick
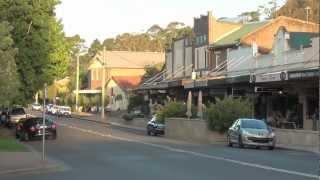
[88,39,103,57]
[0,21,20,106]
[277,0,319,23]
[238,11,260,22]
[100,21,194,52]
[0,0,71,104]
[258,0,278,19]
[142,63,163,82]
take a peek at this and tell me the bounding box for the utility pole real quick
[42,83,47,161]
[75,53,80,112]
[101,47,106,120]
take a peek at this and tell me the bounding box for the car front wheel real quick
[268,146,275,150]
[238,135,244,148]
[227,135,232,147]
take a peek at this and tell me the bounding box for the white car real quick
[31,103,42,111]
[58,106,72,117]
[51,105,59,115]
[8,107,26,127]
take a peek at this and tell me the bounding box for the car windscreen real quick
[11,108,25,115]
[26,118,53,125]
[241,120,267,129]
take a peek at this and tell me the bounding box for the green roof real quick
[213,21,269,48]
[289,32,318,49]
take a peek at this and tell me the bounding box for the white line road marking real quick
[58,122,318,179]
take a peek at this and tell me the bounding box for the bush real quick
[156,102,197,123]
[206,96,253,133]
[122,113,134,121]
[127,95,144,112]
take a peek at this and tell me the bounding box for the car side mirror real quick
[236,125,240,130]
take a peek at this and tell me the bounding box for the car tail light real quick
[51,124,57,129]
[30,126,36,132]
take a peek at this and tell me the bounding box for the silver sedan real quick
[227,119,276,150]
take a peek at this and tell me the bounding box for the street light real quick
[75,49,87,112]
[96,47,107,121]
[42,83,47,161]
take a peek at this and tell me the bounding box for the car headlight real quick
[268,132,275,138]
[242,130,252,137]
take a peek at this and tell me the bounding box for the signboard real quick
[288,70,319,80]
[254,72,287,83]
[255,87,282,93]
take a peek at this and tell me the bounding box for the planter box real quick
[165,118,226,144]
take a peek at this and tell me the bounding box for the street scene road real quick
[1,114,318,180]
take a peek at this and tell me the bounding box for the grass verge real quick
[0,137,27,152]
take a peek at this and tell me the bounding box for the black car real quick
[147,116,165,136]
[15,117,57,141]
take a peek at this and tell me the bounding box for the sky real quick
[55,0,286,46]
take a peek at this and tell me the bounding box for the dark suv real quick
[15,117,57,141]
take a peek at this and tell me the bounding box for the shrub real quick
[155,102,198,122]
[206,96,253,133]
[122,113,134,121]
[127,95,144,112]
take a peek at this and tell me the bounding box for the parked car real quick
[58,106,71,117]
[0,108,9,126]
[7,107,27,127]
[15,117,57,141]
[227,118,276,150]
[31,103,42,111]
[147,116,165,136]
[45,104,54,114]
[50,105,59,115]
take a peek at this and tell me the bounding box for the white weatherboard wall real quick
[194,46,208,70]
[166,52,173,78]
[173,39,184,78]
[106,79,128,111]
[185,47,193,77]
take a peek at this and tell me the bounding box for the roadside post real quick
[42,83,47,161]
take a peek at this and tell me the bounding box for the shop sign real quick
[254,72,287,83]
[288,70,319,79]
[255,87,282,93]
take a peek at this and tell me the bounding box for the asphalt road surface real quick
[1,115,319,180]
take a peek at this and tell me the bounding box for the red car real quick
[15,117,57,141]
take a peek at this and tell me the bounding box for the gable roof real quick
[111,76,142,91]
[89,51,165,70]
[212,21,269,48]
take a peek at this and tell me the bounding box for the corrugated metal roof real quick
[213,21,269,48]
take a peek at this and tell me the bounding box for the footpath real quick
[72,112,146,131]
[0,126,63,176]
[72,112,319,153]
